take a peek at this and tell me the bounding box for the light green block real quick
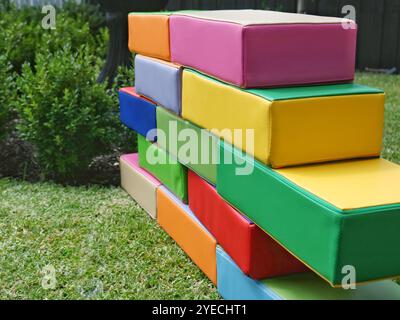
[157,107,218,184]
[138,134,187,203]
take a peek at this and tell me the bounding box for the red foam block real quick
[188,170,308,279]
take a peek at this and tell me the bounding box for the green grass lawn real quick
[0,181,219,299]
[355,73,400,164]
[0,73,398,300]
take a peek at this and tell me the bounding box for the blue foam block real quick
[217,246,400,300]
[119,87,157,140]
[217,246,279,300]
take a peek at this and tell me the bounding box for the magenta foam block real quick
[170,10,357,88]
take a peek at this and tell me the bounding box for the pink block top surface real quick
[170,15,244,86]
[170,15,357,88]
[121,153,162,186]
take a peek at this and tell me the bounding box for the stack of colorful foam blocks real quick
[119,10,400,300]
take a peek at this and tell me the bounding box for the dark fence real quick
[12,0,81,6]
[166,0,400,71]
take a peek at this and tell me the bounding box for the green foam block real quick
[189,69,383,102]
[138,134,188,203]
[156,107,218,184]
[217,141,400,286]
[264,273,400,300]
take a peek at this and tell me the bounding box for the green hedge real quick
[0,1,136,183]
[0,1,107,73]
[0,55,15,140]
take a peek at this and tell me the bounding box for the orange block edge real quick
[157,187,217,285]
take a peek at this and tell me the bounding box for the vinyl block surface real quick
[119,87,157,140]
[128,12,171,61]
[157,186,217,284]
[217,142,400,286]
[217,247,400,300]
[120,154,161,219]
[138,134,188,203]
[130,10,357,87]
[157,107,218,184]
[182,70,385,168]
[189,170,308,279]
[135,55,182,115]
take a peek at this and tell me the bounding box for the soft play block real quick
[157,186,217,284]
[217,247,400,300]
[138,134,188,203]
[188,170,308,279]
[182,70,385,168]
[120,154,161,219]
[217,142,400,287]
[128,12,171,61]
[170,10,356,88]
[135,55,182,115]
[119,87,157,140]
[157,107,218,184]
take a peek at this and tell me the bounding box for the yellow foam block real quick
[182,70,385,168]
[157,186,217,285]
[276,158,400,211]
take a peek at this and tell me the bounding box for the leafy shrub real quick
[0,1,106,72]
[0,0,12,11]
[0,13,42,72]
[1,1,135,184]
[40,1,108,59]
[114,63,136,89]
[112,63,137,152]
[0,55,15,140]
[39,14,108,60]
[62,0,105,36]
[16,46,122,182]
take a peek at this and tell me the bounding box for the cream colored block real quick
[120,154,161,219]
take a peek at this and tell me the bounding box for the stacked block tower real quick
[119,10,400,299]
